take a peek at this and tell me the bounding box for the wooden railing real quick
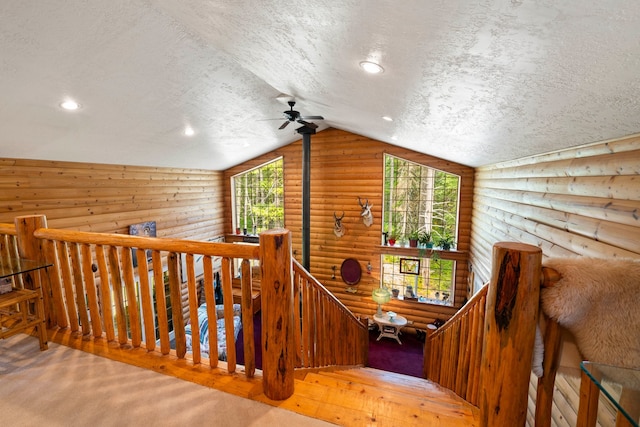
[2,216,371,401]
[424,242,543,427]
[424,283,487,406]
[292,259,368,369]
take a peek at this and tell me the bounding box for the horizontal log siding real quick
[224,128,474,330]
[471,133,640,427]
[0,158,224,319]
[0,158,224,240]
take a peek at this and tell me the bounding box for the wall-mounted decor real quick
[358,197,373,227]
[399,258,420,275]
[129,221,156,267]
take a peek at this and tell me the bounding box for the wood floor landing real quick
[47,328,480,427]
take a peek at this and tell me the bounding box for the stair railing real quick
[292,258,368,369]
[424,242,543,427]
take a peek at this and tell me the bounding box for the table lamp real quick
[372,287,391,317]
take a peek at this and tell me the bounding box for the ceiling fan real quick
[277,101,324,130]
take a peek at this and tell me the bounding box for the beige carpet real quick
[0,334,334,427]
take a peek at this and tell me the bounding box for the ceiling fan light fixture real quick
[184,126,195,136]
[359,61,384,74]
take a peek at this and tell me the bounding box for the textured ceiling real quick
[1,1,639,171]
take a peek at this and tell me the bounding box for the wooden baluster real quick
[185,253,201,364]
[292,269,302,367]
[43,239,68,329]
[260,229,294,401]
[202,256,218,368]
[479,242,542,427]
[81,244,102,338]
[120,247,141,348]
[151,251,170,355]
[107,246,128,346]
[95,245,115,342]
[58,241,80,334]
[240,259,255,377]
[535,317,562,427]
[221,256,236,372]
[167,252,185,358]
[69,242,91,338]
[136,249,155,351]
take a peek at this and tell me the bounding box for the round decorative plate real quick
[340,258,362,285]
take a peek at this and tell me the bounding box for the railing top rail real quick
[292,258,366,329]
[0,223,16,235]
[33,228,260,259]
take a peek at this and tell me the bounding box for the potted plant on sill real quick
[408,230,419,248]
[438,234,455,251]
[387,235,396,246]
[418,230,433,249]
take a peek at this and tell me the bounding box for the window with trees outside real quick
[381,154,460,306]
[232,157,284,235]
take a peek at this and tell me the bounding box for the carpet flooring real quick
[236,314,424,378]
[0,334,334,427]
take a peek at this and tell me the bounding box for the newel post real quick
[260,229,295,400]
[14,215,48,272]
[479,242,541,427]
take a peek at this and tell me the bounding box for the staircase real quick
[290,367,480,426]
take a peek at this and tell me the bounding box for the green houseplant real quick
[438,234,455,251]
[408,230,419,248]
[418,230,433,248]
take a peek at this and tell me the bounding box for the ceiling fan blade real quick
[297,120,318,129]
[300,115,324,120]
[279,121,290,130]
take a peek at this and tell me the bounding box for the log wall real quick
[224,128,475,330]
[471,133,640,427]
[0,158,224,240]
[0,158,225,317]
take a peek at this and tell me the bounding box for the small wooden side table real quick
[0,258,50,351]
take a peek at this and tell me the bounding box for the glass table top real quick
[581,361,640,426]
[0,258,52,279]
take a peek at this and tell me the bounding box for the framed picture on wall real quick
[399,258,420,275]
[129,221,156,267]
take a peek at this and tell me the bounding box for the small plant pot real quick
[409,239,418,248]
[388,238,396,246]
[391,289,400,298]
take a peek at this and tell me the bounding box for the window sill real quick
[392,295,454,307]
[377,245,467,261]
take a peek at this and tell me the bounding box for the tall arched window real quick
[381,154,460,306]
[231,157,284,234]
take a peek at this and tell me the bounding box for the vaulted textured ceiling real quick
[1,1,639,171]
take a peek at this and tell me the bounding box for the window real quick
[232,158,284,234]
[381,154,460,306]
[381,255,455,305]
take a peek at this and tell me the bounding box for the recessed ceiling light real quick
[60,99,80,111]
[184,126,195,136]
[382,116,393,122]
[359,61,384,74]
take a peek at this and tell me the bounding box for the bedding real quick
[185,303,242,361]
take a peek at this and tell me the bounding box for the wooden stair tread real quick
[305,370,476,412]
[295,370,479,426]
[320,367,453,396]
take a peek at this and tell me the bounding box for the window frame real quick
[379,154,461,307]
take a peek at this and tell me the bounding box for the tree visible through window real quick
[232,158,284,234]
[381,154,460,306]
